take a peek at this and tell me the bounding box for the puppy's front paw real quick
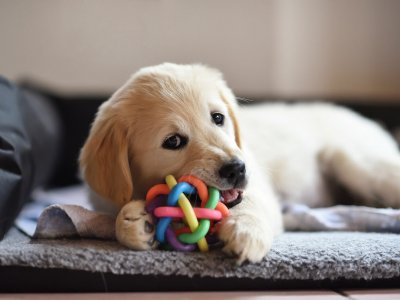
[115,200,158,250]
[218,213,273,264]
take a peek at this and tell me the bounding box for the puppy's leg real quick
[115,200,158,250]
[320,145,400,208]
[218,164,283,264]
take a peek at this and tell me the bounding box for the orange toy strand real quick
[177,175,229,217]
[216,202,229,218]
[145,184,170,203]
[178,175,209,205]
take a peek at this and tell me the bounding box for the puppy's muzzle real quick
[218,159,246,187]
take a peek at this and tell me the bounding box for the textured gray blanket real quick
[3,185,399,283]
[1,228,399,281]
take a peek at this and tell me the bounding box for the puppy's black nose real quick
[218,159,246,186]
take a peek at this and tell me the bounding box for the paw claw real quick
[145,220,154,233]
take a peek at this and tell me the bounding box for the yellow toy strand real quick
[165,175,209,252]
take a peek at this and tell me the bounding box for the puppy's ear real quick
[218,84,242,149]
[79,107,133,208]
[200,64,242,149]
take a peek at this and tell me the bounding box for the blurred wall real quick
[0,0,399,101]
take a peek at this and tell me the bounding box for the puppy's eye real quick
[211,112,224,126]
[162,134,188,150]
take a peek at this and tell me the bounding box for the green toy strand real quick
[178,187,220,244]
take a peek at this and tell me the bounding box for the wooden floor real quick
[1,290,400,299]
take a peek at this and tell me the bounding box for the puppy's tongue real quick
[221,189,241,204]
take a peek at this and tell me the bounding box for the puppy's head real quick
[80,63,246,208]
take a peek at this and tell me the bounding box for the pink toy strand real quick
[154,207,222,220]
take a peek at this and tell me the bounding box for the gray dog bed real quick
[1,227,399,292]
[1,185,400,292]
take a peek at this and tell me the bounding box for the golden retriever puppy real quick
[80,63,400,263]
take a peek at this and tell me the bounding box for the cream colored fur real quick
[80,63,400,263]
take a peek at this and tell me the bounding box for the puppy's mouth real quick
[220,189,243,208]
